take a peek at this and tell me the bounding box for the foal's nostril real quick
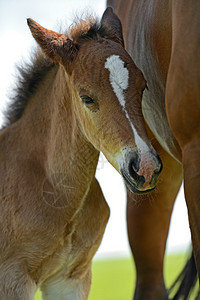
[128,161,145,189]
[128,159,139,179]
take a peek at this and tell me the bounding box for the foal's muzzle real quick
[121,151,162,194]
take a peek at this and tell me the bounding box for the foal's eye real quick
[80,95,95,105]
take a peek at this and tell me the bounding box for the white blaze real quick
[105,55,128,107]
[105,54,149,152]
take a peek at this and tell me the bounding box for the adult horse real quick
[0,8,162,300]
[107,0,200,299]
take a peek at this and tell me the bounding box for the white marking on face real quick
[105,54,149,152]
[105,55,128,107]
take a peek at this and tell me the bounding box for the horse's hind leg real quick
[41,267,91,300]
[127,137,182,300]
[0,264,36,300]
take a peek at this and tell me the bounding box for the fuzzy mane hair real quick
[5,52,55,126]
[4,15,117,126]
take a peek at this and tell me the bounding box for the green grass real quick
[89,257,135,300]
[34,253,194,300]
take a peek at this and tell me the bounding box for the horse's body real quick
[107,0,200,299]
[0,8,163,300]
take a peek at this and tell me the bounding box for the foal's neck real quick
[21,64,99,198]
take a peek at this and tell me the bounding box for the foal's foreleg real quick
[41,267,91,300]
[127,143,182,300]
[41,177,109,300]
[0,264,36,300]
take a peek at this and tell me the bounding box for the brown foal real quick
[0,8,162,300]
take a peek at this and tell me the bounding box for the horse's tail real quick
[169,250,198,299]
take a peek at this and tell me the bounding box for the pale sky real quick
[0,0,191,258]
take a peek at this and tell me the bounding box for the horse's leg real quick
[41,267,91,300]
[0,264,36,300]
[127,137,182,300]
[165,0,200,279]
[183,143,200,273]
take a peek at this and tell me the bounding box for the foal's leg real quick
[127,139,182,300]
[0,264,36,300]
[41,267,91,300]
[41,178,109,300]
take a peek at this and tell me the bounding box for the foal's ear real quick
[101,7,124,47]
[27,18,79,73]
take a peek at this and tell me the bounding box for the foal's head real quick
[27,8,162,194]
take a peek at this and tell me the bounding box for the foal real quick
[0,8,162,299]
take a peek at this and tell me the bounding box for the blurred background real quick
[0,0,192,298]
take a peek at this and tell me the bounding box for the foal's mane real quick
[5,53,55,126]
[4,15,115,126]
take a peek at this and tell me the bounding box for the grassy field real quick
[35,253,194,300]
